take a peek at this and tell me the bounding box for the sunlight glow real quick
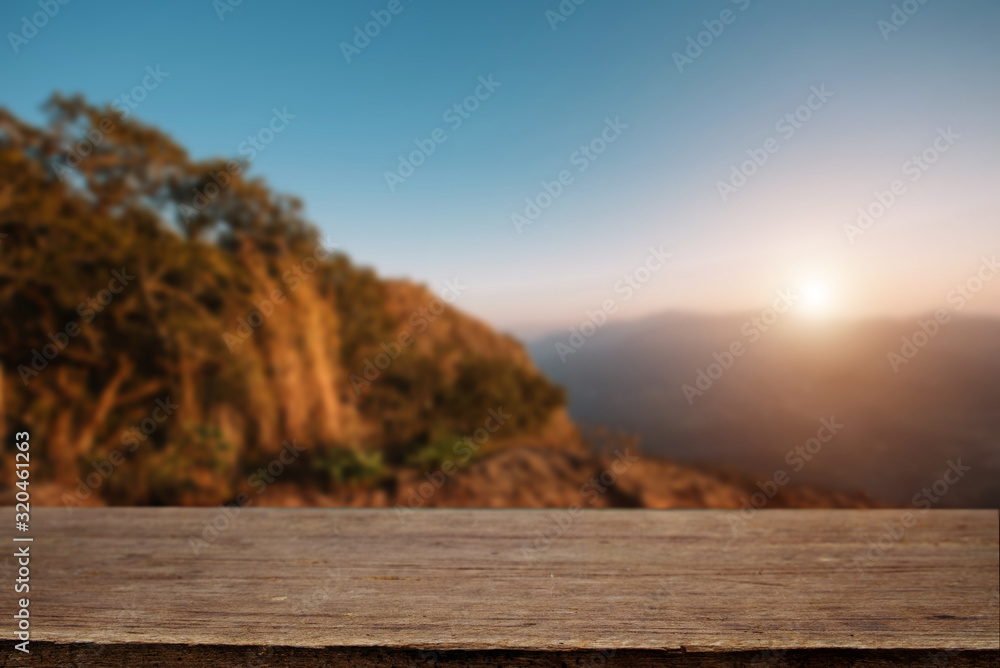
[800,281,832,316]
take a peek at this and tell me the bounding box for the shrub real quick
[311,447,387,489]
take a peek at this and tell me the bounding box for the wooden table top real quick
[2,508,997,666]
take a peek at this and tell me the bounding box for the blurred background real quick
[1,0,998,509]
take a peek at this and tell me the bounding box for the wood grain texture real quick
[1,508,997,667]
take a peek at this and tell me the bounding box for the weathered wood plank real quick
[1,508,997,666]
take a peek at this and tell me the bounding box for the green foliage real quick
[358,355,446,460]
[147,424,234,504]
[406,432,480,470]
[311,447,387,488]
[444,356,566,434]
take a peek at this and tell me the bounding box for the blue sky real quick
[2,0,999,336]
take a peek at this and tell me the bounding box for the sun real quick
[799,281,832,316]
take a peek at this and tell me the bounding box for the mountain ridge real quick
[529,309,1000,508]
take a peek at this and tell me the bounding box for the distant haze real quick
[530,310,1000,508]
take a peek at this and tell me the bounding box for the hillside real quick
[0,98,891,512]
[31,445,877,512]
[0,97,569,506]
